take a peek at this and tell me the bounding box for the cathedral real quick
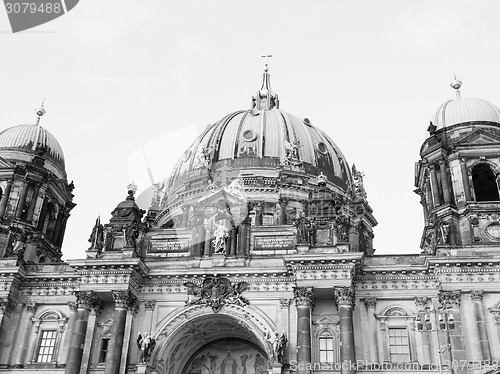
[0,67,499,374]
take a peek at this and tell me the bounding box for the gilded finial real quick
[127,182,138,200]
[450,74,462,98]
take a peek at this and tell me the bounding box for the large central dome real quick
[167,68,352,195]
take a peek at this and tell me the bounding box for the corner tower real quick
[0,105,75,264]
[415,78,500,255]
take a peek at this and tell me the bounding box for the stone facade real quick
[1,75,500,374]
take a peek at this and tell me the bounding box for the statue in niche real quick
[294,213,309,244]
[103,226,113,251]
[212,220,230,254]
[4,232,27,260]
[334,215,350,242]
[137,332,156,363]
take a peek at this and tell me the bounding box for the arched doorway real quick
[151,305,275,374]
[184,337,267,374]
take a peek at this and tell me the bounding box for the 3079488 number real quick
[5,2,61,14]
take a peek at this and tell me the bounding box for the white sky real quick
[1,0,500,260]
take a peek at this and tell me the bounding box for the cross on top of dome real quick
[252,55,279,110]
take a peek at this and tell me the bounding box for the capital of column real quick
[279,298,291,309]
[144,300,156,311]
[278,195,289,207]
[364,297,377,309]
[25,302,38,314]
[470,290,484,302]
[0,297,14,316]
[128,294,139,314]
[293,287,314,308]
[112,290,131,309]
[334,286,355,308]
[414,296,429,309]
[75,290,99,310]
[438,290,461,309]
[68,301,78,312]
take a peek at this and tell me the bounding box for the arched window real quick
[314,325,340,364]
[377,306,416,363]
[472,163,500,201]
[29,310,68,364]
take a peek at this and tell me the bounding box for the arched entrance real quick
[150,304,275,374]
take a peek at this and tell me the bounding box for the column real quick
[430,165,441,207]
[0,298,14,367]
[15,181,29,219]
[245,220,251,255]
[425,178,434,212]
[438,291,467,374]
[414,297,431,365]
[80,301,102,374]
[334,287,356,374]
[364,298,379,364]
[255,201,263,226]
[58,302,78,365]
[143,300,156,335]
[0,179,13,218]
[230,228,237,256]
[204,228,211,256]
[439,160,451,204]
[181,205,190,227]
[196,226,205,256]
[26,183,41,222]
[293,287,314,374]
[12,302,37,367]
[65,291,97,374]
[52,210,65,245]
[56,214,69,247]
[105,291,131,374]
[460,158,472,201]
[120,296,138,374]
[278,197,288,225]
[237,224,245,256]
[471,290,491,361]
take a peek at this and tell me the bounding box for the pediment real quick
[315,315,336,326]
[456,129,500,146]
[197,180,247,207]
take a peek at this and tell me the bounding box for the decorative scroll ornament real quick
[334,286,355,307]
[438,290,461,309]
[293,287,314,308]
[26,302,38,314]
[414,297,429,309]
[183,275,249,312]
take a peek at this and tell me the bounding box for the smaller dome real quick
[0,124,65,167]
[431,97,500,129]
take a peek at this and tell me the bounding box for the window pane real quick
[319,337,335,363]
[37,330,57,363]
[388,328,410,363]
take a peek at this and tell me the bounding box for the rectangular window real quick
[388,327,410,362]
[36,330,57,363]
[98,338,110,363]
[319,336,334,362]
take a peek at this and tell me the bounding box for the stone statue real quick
[266,330,288,364]
[88,217,104,250]
[125,223,139,248]
[294,213,309,244]
[137,332,156,363]
[212,220,229,254]
[103,226,113,251]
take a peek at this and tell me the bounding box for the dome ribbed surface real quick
[169,108,352,191]
[0,124,65,168]
[432,97,500,129]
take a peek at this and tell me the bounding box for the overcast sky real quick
[1,0,500,259]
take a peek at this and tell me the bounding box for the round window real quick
[242,130,257,142]
[316,142,328,154]
[486,223,500,240]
